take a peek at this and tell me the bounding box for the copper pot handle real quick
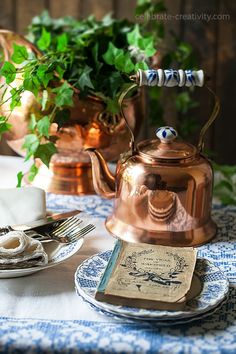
[0,29,41,60]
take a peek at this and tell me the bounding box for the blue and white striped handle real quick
[137,69,204,87]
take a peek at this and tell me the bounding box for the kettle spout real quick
[86,148,116,199]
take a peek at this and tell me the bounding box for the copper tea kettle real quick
[86,69,220,247]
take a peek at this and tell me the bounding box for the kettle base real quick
[105,215,217,247]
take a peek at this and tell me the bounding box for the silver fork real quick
[26,216,96,243]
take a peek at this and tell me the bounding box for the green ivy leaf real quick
[52,82,74,107]
[10,88,22,110]
[127,24,156,57]
[55,65,65,80]
[57,33,68,51]
[37,28,51,51]
[11,43,28,64]
[138,37,156,57]
[101,13,114,26]
[37,115,50,138]
[54,108,70,129]
[34,142,57,167]
[0,62,16,84]
[0,120,12,136]
[92,43,103,71]
[28,163,39,182]
[114,53,134,73]
[16,171,24,187]
[103,43,123,65]
[23,77,41,97]
[127,24,141,47]
[22,134,40,160]
[37,64,53,88]
[78,66,94,90]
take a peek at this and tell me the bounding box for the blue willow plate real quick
[75,286,228,325]
[74,250,229,320]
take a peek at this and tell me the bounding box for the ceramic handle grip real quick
[136,69,204,87]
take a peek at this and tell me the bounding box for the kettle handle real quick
[119,69,220,153]
[197,84,220,152]
[118,83,138,153]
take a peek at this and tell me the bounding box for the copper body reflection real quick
[106,153,216,247]
[87,137,217,247]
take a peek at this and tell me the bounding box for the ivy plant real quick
[0,0,200,185]
[0,10,155,181]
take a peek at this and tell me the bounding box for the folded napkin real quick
[0,231,48,269]
[0,187,46,227]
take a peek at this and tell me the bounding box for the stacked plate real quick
[75,250,229,325]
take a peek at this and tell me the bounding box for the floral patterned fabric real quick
[0,195,236,354]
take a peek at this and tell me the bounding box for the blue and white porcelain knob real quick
[156,126,178,143]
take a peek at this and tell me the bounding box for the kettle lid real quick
[137,126,197,161]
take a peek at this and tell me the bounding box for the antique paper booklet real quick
[96,240,197,310]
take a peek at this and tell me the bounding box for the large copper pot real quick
[0,30,145,194]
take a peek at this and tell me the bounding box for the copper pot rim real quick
[136,152,198,165]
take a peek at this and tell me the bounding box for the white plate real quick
[75,251,229,321]
[0,238,84,278]
[76,286,228,325]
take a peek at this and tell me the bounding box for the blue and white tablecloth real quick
[1,193,236,354]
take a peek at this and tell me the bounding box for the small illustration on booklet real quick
[95,240,198,310]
